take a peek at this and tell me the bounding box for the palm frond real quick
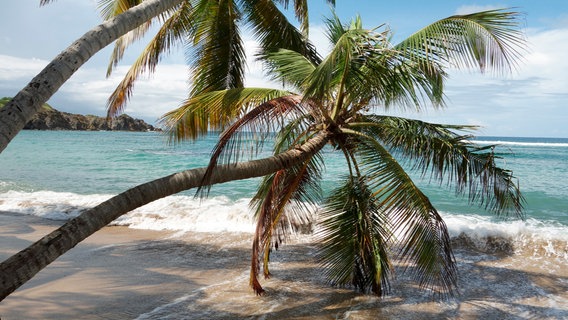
[99,0,148,77]
[357,115,524,216]
[106,1,194,117]
[188,0,246,95]
[396,9,526,74]
[322,13,346,45]
[194,94,319,193]
[343,130,457,298]
[242,0,320,65]
[365,44,449,111]
[272,0,310,36]
[98,0,181,77]
[160,88,293,141]
[97,0,143,20]
[250,152,324,295]
[292,0,309,36]
[315,15,448,113]
[318,175,393,295]
[261,49,316,90]
[302,26,363,101]
[302,16,442,114]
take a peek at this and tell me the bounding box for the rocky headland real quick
[1,97,158,131]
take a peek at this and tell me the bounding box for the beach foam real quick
[472,139,568,148]
[1,190,566,262]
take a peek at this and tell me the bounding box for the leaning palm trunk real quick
[0,0,184,154]
[0,132,330,301]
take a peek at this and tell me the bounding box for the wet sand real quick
[0,211,567,319]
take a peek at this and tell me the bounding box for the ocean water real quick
[1,131,567,318]
[1,131,566,232]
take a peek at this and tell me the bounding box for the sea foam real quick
[1,190,566,260]
[472,139,568,148]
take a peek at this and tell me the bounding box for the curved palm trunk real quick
[0,132,330,301]
[0,0,184,154]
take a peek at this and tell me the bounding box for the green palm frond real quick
[318,175,393,295]
[189,0,245,95]
[98,0,182,77]
[317,14,447,113]
[160,87,293,141]
[261,49,316,90]
[343,44,446,113]
[303,25,368,101]
[346,131,457,297]
[292,0,309,36]
[98,0,147,76]
[322,13,346,45]
[273,0,309,36]
[302,15,446,114]
[242,0,320,65]
[396,9,526,74]
[250,152,323,295]
[106,1,194,117]
[357,115,524,216]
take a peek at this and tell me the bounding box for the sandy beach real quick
[1,211,567,319]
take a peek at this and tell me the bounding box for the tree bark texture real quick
[0,132,330,301]
[0,0,184,154]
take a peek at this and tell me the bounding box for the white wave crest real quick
[0,190,257,233]
[472,140,568,148]
[1,191,566,259]
[443,213,568,260]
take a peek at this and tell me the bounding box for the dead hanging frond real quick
[249,151,324,295]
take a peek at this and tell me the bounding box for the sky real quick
[0,0,567,138]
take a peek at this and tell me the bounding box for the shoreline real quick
[1,212,567,319]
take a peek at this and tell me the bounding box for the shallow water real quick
[132,232,568,319]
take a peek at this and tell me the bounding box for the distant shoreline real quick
[1,96,159,132]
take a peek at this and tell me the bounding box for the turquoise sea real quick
[0,131,566,228]
[1,130,567,318]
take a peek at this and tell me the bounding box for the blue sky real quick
[1,0,567,137]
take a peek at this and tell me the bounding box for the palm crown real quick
[161,9,526,297]
[85,0,328,116]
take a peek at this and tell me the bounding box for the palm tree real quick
[101,0,324,119]
[0,0,324,300]
[0,0,323,153]
[0,6,526,302]
[161,11,526,296]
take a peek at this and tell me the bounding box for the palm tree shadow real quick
[242,238,568,319]
[2,223,566,319]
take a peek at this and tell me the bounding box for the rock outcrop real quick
[1,97,158,132]
[23,108,157,131]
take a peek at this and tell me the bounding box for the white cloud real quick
[378,24,568,138]
[520,28,568,94]
[0,54,189,123]
[0,55,45,82]
[59,64,189,122]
